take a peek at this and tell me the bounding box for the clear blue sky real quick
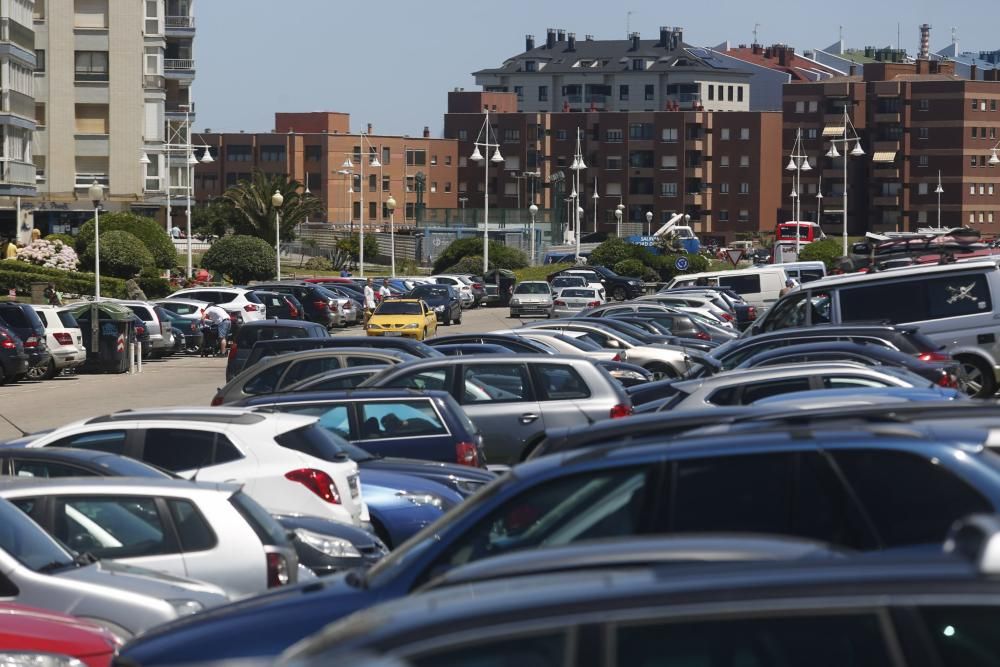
[195,0,991,136]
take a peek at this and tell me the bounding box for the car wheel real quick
[456,311,462,325]
[0,365,7,386]
[613,286,627,301]
[26,359,55,381]
[957,356,996,397]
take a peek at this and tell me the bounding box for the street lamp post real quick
[935,170,944,228]
[570,127,587,261]
[615,206,623,237]
[825,106,865,255]
[470,108,504,276]
[645,211,653,236]
[528,203,538,265]
[386,194,397,277]
[786,127,812,257]
[591,179,599,234]
[88,181,103,352]
[343,130,381,278]
[271,190,284,279]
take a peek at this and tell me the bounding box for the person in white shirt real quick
[200,303,231,356]
[378,279,392,301]
[364,278,376,310]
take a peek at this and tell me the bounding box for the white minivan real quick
[665,267,788,310]
[754,261,826,285]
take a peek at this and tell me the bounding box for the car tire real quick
[456,311,462,325]
[25,358,56,381]
[442,315,450,326]
[0,365,7,386]
[613,286,627,301]
[957,355,996,398]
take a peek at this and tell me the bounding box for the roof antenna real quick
[753,23,760,45]
[0,413,27,437]
[626,10,633,38]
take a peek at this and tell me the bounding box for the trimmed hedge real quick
[201,235,276,284]
[44,233,76,246]
[433,238,527,274]
[81,231,154,278]
[0,266,126,299]
[76,211,177,269]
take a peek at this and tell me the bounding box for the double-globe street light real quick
[470,108,503,276]
[825,106,865,255]
[785,127,812,257]
[386,194,397,277]
[528,203,538,265]
[615,202,624,237]
[342,130,382,277]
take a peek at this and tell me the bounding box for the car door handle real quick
[520,413,540,424]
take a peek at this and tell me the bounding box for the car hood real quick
[358,469,463,510]
[359,457,496,495]
[119,573,373,663]
[58,560,229,605]
[511,294,551,301]
[368,315,423,325]
[0,603,120,654]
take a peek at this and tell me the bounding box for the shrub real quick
[445,256,487,276]
[16,239,79,271]
[81,231,154,278]
[613,259,646,278]
[649,252,710,280]
[201,235,276,284]
[304,256,333,271]
[76,211,176,269]
[137,266,171,298]
[0,266,125,299]
[798,238,843,270]
[433,238,527,274]
[44,233,76,247]
[335,234,379,265]
[590,237,645,268]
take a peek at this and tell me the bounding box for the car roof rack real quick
[87,410,266,426]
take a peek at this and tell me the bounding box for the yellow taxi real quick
[366,298,438,341]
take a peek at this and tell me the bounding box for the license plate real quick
[384,331,403,336]
[348,475,360,498]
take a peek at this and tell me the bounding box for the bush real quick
[613,259,646,278]
[590,237,645,268]
[335,234,379,265]
[798,238,843,270]
[16,239,79,271]
[0,265,125,299]
[304,256,333,271]
[76,211,176,269]
[201,235,276,284]
[81,231,154,278]
[44,233,76,247]
[433,238,527,274]
[445,256,488,276]
[137,266,171,298]
[649,252,710,281]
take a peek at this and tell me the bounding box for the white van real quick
[665,267,788,310]
[754,261,826,285]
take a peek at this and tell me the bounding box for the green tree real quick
[222,170,325,243]
[201,235,277,284]
[191,199,240,238]
[432,238,527,274]
[76,211,176,270]
[590,237,647,268]
[81,230,154,278]
[798,238,843,270]
[336,233,379,266]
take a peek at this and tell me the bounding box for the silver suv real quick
[115,300,175,358]
[509,281,554,319]
[360,355,632,463]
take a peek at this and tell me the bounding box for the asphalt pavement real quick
[0,305,520,441]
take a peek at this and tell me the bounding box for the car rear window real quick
[168,303,204,316]
[841,273,993,324]
[717,274,762,294]
[229,491,290,547]
[358,400,448,439]
[561,289,595,298]
[128,306,153,321]
[274,423,350,461]
[0,308,30,328]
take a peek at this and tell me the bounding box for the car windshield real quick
[57,311,79,328]
[550,333,602,352]
[514,283,550,295]
[0,499,76,572]
[410,287,449,299]
[376,302,422,315]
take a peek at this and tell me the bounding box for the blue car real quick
[118,419,1000,664]
[357,469,462,548]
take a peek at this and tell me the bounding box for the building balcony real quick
[164,59,195,79]
[165,101,195,120]
[75,172,109,189]
[685,165,703,178]
[75,134,110,157]
[873,167,901,179]
[873,195,901,207]
[874,112,902,124]
[0,159,36,191]
[1,90,34,120]
[872,140,902,153]
[164,15,195,36]
[0,18,33,53]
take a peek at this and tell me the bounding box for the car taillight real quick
[587,300,601,307]
[919,351,951,362]
[228,342,237,360]
[720,312,734,321]
[610,404,633,419]
[456,441,480,467]
[210,394,224,406]
[266,552,290,588]
[554,299,566,306]
[244,304,259,312]
[937,372,959,389]
[23,335,38,348]
[695,331,711,341]
[284,298,299,318]
[313,300,329,311]
[135,326,145,336]
[0,335,14,349]
[472,283,482,289]
[285,468,341,504]
[53,332,73,346]
[612,353,621,361]
[746,306,757,320]
[190,322,198,332]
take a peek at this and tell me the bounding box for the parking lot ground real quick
[0,306,523,441]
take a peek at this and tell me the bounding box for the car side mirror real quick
[607,340,620,349]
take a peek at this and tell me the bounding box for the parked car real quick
[0,303,50,381]
[598,360,655,387]
[154,306,204,353]
[0,324,29,385]
[366,299,437,341]
[251,283,348,329]
[114,301,174,358]
[213,348,415,406]
[275,513,386,577]
[29,306,85,379]
[509,281,554,319]
[548,265,643,301]
[0,496,227,640]
[427,333,554,355]
[360,355,631,463]
[750,258,1000,396]
[118,420,1000,662]
[450,274,487,306]
[249,290,305,321]
[282,366,387,392]
[433,343,511,356]
[495,329,618,360]
[636,294,736,329]
[552,287,603,318]
[403,284,462,325]
[665,266,788,310]
[0,478,299,599]
[428,275,475,308]
[550,274,592,293]
[0,602,121,667]
[588,303,731,342]
[225,320,329,382]
[19,408,367,529]
[237,336,442,378]
[664,286,758,330]
[165,287,267,323]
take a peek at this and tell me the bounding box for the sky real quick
[196,0,994,137]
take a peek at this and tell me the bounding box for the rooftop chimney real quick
[567,32,576,51]
[658,26,669,48]
[367,123,373,135]
[423,126,430,138]
[671,26,683,49]
[630,32,641,51]
[557,29,566,42]
[971,63,978,80]
[525,34,535,51]
[585,34,594,41]
[919,23,931,59]
[546,28,556,49]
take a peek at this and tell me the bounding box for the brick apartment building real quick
[783,59,1000,236]
[193,112,458,228]
[444,91,782,244]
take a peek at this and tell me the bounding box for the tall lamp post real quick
[271,190,283,279]
[935,170,944,228]
[88,181,103,352]
[342,130,381,277]
[386,194,397,277]
[528,203,538,265]
[470,108,503,276]
[570,127,587,261]
[786,127,812,257]
[645,211,654,236]
[591,180,599,234]
[825,106,864,255]
[615,205,623,237]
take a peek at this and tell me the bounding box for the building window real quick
[661,128,678,142]
[918,182,928,195]
[445,155,452,166]
[717,85,724,101]
[719,182,730,194]
[74,104,109,134]
[352,174,361,192]
[738,209,750,222]
[629,123,653,139]
[75,0,109,29]
[991,185,996,195]
[980,184,986,195]
[538,85,548,101]
[74,51,109,82]
[738,86,744,102]
[727,86,734,102]
[739,155,750,167]
[430,181,438,194]
[739,182,750,194]
[806,128,818,139]
[972,127,979,139]
[918,211,928,223]
[606,128,623,143]
[919,99,929,111]
[503,129,520,143]
[807,101,818,112]
[629,151,655,168]
[606,155,623,170]
[304,145,322,162]
[383,147,391,165]
[661,182,678,197]
[444,182,452,193]
[708,86,715,101]
[645,84,655,101]
[970,212,976,224]
[525,60,536,72]
[982,155,989,167]
[740,128,750,140]
[660,155,678,170]
[983,101,988,111]
[368,174,376,192]
[720,155,730,167]
[982,127,989,138]
[992,100,998,112]
[306,173,321,192]
[972,99,979,110]
[382,175,390,191]
[981,212,986,223]
[405,149,426,166]
[917,155,928,167]
[260,145,286,162]
[556,129,567,140]
[458,156,467,167]
[992,128,998,140]
[991,213,996,223]
[718,210,729,221]
[514,86,523,100]
[619,85,629,101]
[457,129,468,141]
[795,101,805,113]
[919,127,929,139]
[720,128,730,141]
[457,181,466,193]
[34,49,44,73]
[34,103,45,128]
[971,184,977,195]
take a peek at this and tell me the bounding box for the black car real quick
[155,306,203,353]
[250,290,305,321]
[404,285,462,325]
[547,265,644,301]
[433,343,512,357]
[0,303,50,380]
[240,336,443,378]
[427,334,554,355]
[226,320,329,381]
[252,282,344,329]
[0,325,28,384]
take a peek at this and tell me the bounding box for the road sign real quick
[725,249,744,267]
[674,256,689,271]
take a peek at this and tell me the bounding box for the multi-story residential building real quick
[193,112,458,227]
[445,91,782,244]
[783,59,1000,236]
[708,43,842,110]
[31,0,195,236]
[0,0,36,240]
[473,27,752,115]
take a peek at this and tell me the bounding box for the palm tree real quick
[222,171,326,243]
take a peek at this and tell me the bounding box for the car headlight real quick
[404,323,419,329]
[510,298,520,305]
[367,322,382,329]
[629,280,641,286]
[295,528,362,558]
[167,599,204,617]
[434,305,445,312]
[396,491,446,510]
[0,655,86,667]
[453,479,488,496]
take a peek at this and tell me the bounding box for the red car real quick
[0,603,120,667]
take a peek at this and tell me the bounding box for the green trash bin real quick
[69,302,137,374]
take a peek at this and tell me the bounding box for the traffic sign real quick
[674,256,689,271]
[725,249,744,267]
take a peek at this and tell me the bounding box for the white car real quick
[553,287,604,318]
[166,287,267,322]
[429,275,475,308]
[21,408,367,528]
[30,305,86,380]
[0,477,299,599]
[494,328,617,361]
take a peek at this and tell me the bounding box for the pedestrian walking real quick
[363,278,376,327]
[125,275,147,301]
[43,282,62,306]
[378,279,392,301]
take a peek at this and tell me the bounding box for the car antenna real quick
[0,412,28,437]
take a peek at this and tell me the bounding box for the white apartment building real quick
[0,0,37,241]
[31,0,195,237]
